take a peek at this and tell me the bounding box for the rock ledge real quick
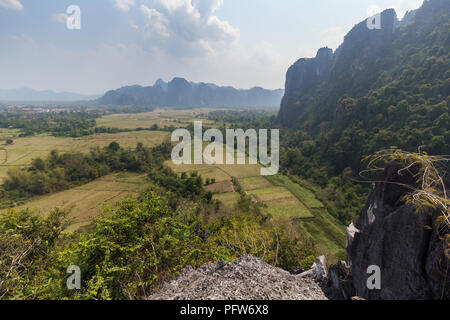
[148,255,327,300]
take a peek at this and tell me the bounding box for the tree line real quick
[1,142,154,205]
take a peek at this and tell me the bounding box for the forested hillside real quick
[279,0,449,173]
[274,0,449,222]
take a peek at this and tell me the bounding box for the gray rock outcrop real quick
[330,162,450,300]
[299,256,328,282]
[148,255,327,300]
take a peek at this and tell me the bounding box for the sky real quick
[0,0,424,94]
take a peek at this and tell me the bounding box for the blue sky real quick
[0,0,423,94]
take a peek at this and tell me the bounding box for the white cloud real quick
[0,0,23,11]
[129,20,139,29]
[114,0,135,12]
[367,5,382,17]
[9,33,34,44]
[1,0,287,93]
[156,0,185,13]
[193,0,223,18]
[52,13,69,24]
[140,5,170,38]
[140,0,239,57]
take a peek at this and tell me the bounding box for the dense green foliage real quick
[149,169,214,204]
[57,191,315,299]
[0,112,98,137]
[0,208,67,299]
[0,168,317,300]
[0,106,165,139]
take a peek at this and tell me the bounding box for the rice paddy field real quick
[0,130,169,183]
[0,128,20,140]
[11,173,150,232]
[0,110,345,257]
[239,176,272,191]
[96,108,218,130]
[165,154,346,257]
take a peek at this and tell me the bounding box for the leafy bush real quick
[0,208,67,299]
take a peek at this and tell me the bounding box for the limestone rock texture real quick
[337,162,450,300]
[148,255,327,300]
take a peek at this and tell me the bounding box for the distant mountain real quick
[98,78,284,107]
[0,88,100,102]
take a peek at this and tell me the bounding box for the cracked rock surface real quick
[148,255,327,300]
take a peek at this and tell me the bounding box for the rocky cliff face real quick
[99,78,284,108]
[328,162,450,300]
[279,8,398,127]
[278,0,450,130]
[279,47,334,125]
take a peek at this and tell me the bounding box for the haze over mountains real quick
[1,79,284,108]
[98,78,284,107]
[0,88,100,102]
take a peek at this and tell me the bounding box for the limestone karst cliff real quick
[279,0,449,135]
[328,161,449,300]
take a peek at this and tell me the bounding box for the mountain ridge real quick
[98,78,284,107]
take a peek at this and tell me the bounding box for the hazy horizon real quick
[1,0,423,95]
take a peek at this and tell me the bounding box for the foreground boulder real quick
[148,255,327,300]
[329,162,450,300]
